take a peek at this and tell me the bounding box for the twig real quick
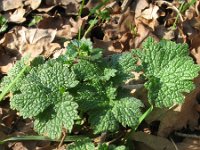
[58,129,67,148]
[121,0,132,12]
[155,0,184,22]
[169,137,179,150]
[175,131,200,139]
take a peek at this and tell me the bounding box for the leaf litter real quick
[0,0,200,149]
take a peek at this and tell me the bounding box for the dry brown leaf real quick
[3,8,26,23]
[44,0,81,15]
[57,17,87,39]
[25,0,42,10]
[93,38,122,55]
[154,25,175,40]
[36,5,56,13]
[134,0,149,18]
[37,14,64,29]
[0,52,15,73]
[177,138,200,150]
[132,131,176,150]
[134,22,150,47]
[0,26,60,58]
[0,0,23,11]
[141,4,159,20]
[190,33,200,64]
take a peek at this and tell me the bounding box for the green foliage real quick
[0,56,30,94]
[68,139,127,150]
[10,60,79,139]
[135,37,200,107]
[68,139,95,150]
[0,37,199,148]
[0,15,8,33]
[28,15,43,27]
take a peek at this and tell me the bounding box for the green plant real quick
[0,37,199,149]
[0,15,8,33]
[172,0,197,29]
[28,15,43,27]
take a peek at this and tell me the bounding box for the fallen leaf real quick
[141,4,159,20]
[0,26,61,58]
[25,0,41,10]
[177,138,200,150]
[154,25,175,40]
[56,17,87,39]
[190,33,200,64]
[0,52,15,73]
[134,0,149,18]
[132,131,176,150]
[3,8,26,23]
[0,0,23,11]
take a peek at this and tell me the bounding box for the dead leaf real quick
[141,4,159,20]
[26,0,41,10]
[0,0,23,11]
[134,22,150,47]
[154,25,175,40]
[0,52,15,73]
[190,33,200,64]
[37,14,64,29]
[0,26,61,58]
[134,0,149,18]
[132,131,176,150]
[57,17,87,39]
[3,8,26,23]
[177,138,200,150]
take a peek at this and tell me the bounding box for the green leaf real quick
[0,15,8,33]
[112,97,144,127]
[72,60,100,81]
[34,93,79,139]
[10,61,79,139]
[75,84,104,111]
[89,107,119,134]
[28,15,43,27]
[98,143,127,150]
[0,56,30,93]
[108,52,136,83]
[136,37,200,107]
[65,38,103,61]
[68,138,95,150]
[101,68,117,81]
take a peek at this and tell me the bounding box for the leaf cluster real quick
[0,37,199,149]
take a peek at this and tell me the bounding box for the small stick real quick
[175,131,200,139]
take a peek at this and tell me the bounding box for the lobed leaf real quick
[136,37,200,107]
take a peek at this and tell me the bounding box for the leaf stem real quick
[134,105,154,131]
[83,16,98,38]
[0,135,88,145]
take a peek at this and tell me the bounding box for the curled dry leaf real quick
[134,0,149,18]
[0,0,23,11]
[0,52,15,74]
[154,25,175,40]
[190,33,200,64]
[132,131,176,150]
[0,26,60,58]
[24,0,41,10]
[177,138,200,150]
[44,0,81,15]
[3,8,26,23]
[57,17,87,39]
